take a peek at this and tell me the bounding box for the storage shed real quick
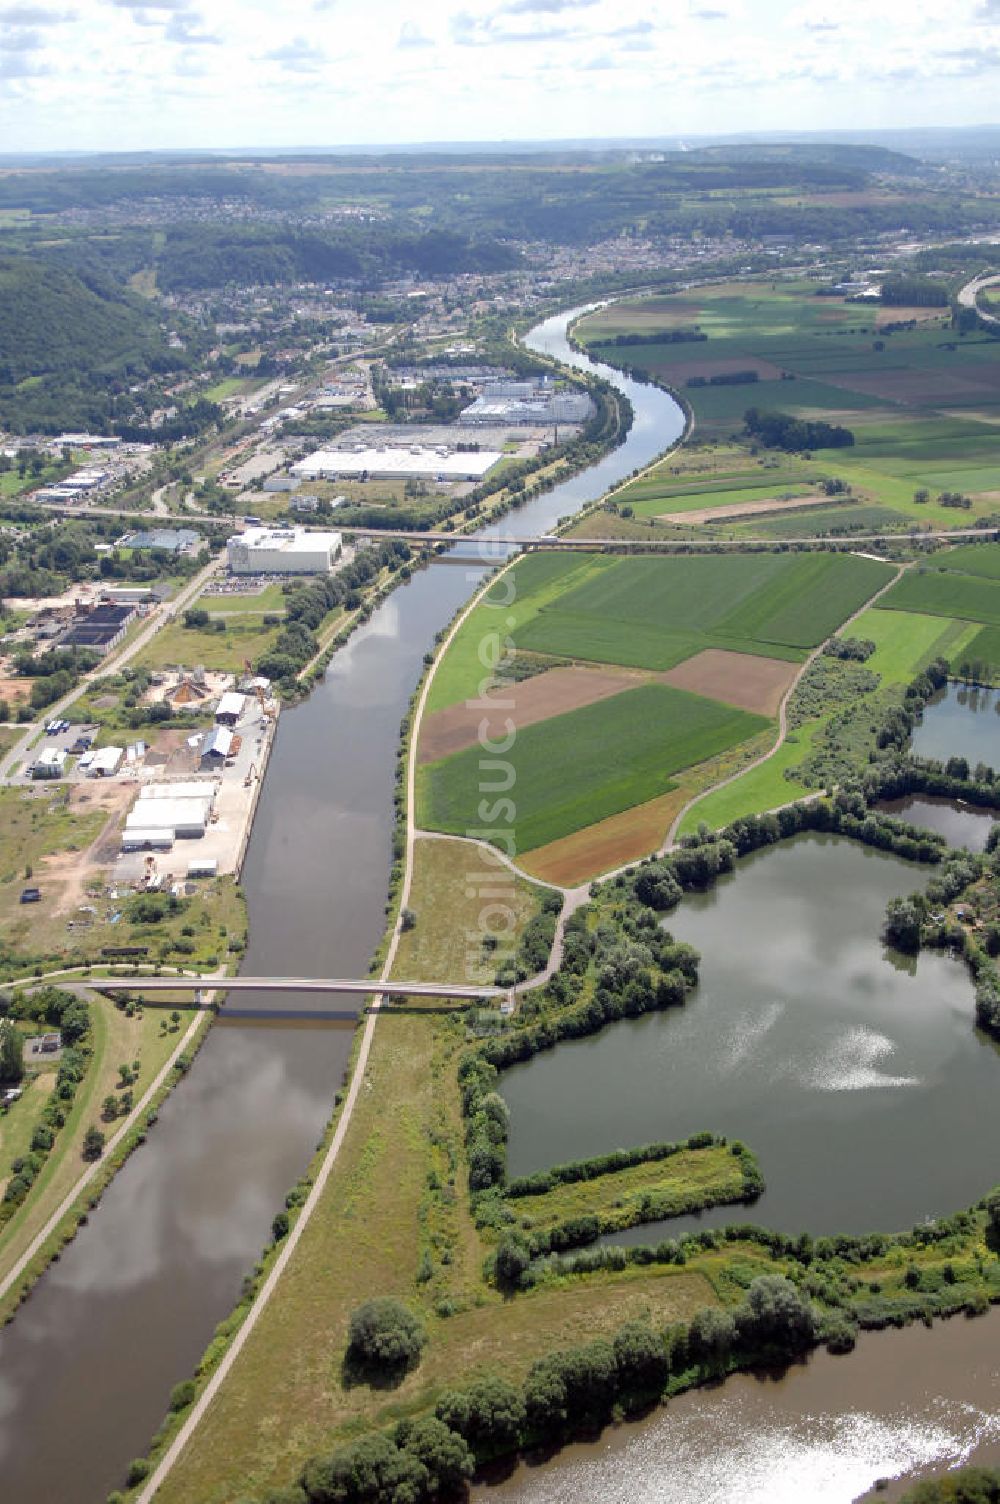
[215,691,248,726]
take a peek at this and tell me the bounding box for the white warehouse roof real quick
[216,691,248,721]
[291,446,502,481]
[139,781,218,802]
[126,795,213,831]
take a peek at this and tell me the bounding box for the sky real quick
[1,0,1000,153]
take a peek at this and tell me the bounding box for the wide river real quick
[0,309,997,1504]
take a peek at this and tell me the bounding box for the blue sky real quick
[1,0,999,152]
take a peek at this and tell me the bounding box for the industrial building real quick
[201,726,235,763]
[291,446,501,482]
[88,746,124,777]
[121,783,217,851]
[119,529,200,555]
[31,747,66,780]
[215,691,248,726]
[60,603,136,656]
[226,526,342,576]
[459,389,594,426]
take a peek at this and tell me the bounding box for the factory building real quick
[226,526,342,576]
[31,747,66,780]
[292,446,501,482]
[60,603,136,656]
[121,784,217,851]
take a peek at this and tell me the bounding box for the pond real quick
[911,681,1000,768]
[877,794,999,853]
[501,836,1000,1239]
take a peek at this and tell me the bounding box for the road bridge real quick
[51,974,506,1001]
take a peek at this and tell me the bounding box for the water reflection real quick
[475,1311,1000,1504]
[502,837,998,1237]
[911,682,1000,767]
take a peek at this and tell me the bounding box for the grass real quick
[509,1145,747,1234]
[850,607,970,684]
[395,837,553,986]
[425,553,596,714]
[676,717,824,836]
[419,682,769,854]
[950,624,1000,682]
[199,582,289,615]
[131,615,284,673]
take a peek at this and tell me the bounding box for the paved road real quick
[0,554,220,784]
[957,272,1000,326]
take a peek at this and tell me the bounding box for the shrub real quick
[345,1298,426,1378]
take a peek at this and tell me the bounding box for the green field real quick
[879,568,1000,627]
[951,624,1000,680]
[419,681,768,854]
[515,552,891,669]
[850,607,970,684]
[931,543,1000,580]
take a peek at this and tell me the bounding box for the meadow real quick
[419,682,768,854]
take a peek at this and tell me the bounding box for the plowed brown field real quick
[520,787,689,887]
[660,650,797,716]
[418,665,640,764]
[656,494,826,524]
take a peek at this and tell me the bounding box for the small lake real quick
[911,681,1000,767]
[877,794,999,852]
[473,1307,1000,1504]
[501,836,1000,1238]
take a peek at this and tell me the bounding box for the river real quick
[0,307,996,1504]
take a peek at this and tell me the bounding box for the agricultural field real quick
[512,552,890,670]
[578,281,1000,535]
[419,682,768,855]
[422,550,891,872]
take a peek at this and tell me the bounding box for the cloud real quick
[0,24,41,45]
[109,0,190,8]
[609,18,654,35]
[0,47,48,75]
[500,0,598,11]
[0,3,73,20]
[261,35,326,70]
[163,8,219,43]
[690,7,728,17]
[397,20,432,47]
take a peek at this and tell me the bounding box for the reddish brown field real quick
[660,649,798,717]
[418,665,640,764]
[520,787,688,887]
[648,356,784,382]
[657,494,825,525]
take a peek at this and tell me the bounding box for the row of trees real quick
[292,1278,817,1504]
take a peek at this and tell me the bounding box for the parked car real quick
[70,735,93,754]
[20,887,41,903]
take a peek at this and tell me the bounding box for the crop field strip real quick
[514,553,892,669]
[418,681,770,855]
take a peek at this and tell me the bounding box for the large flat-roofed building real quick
[120,529,200,555]
[291,446,501,482]
[459,391,594,425]
[226,526,342,576]
[60,603,136,655]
